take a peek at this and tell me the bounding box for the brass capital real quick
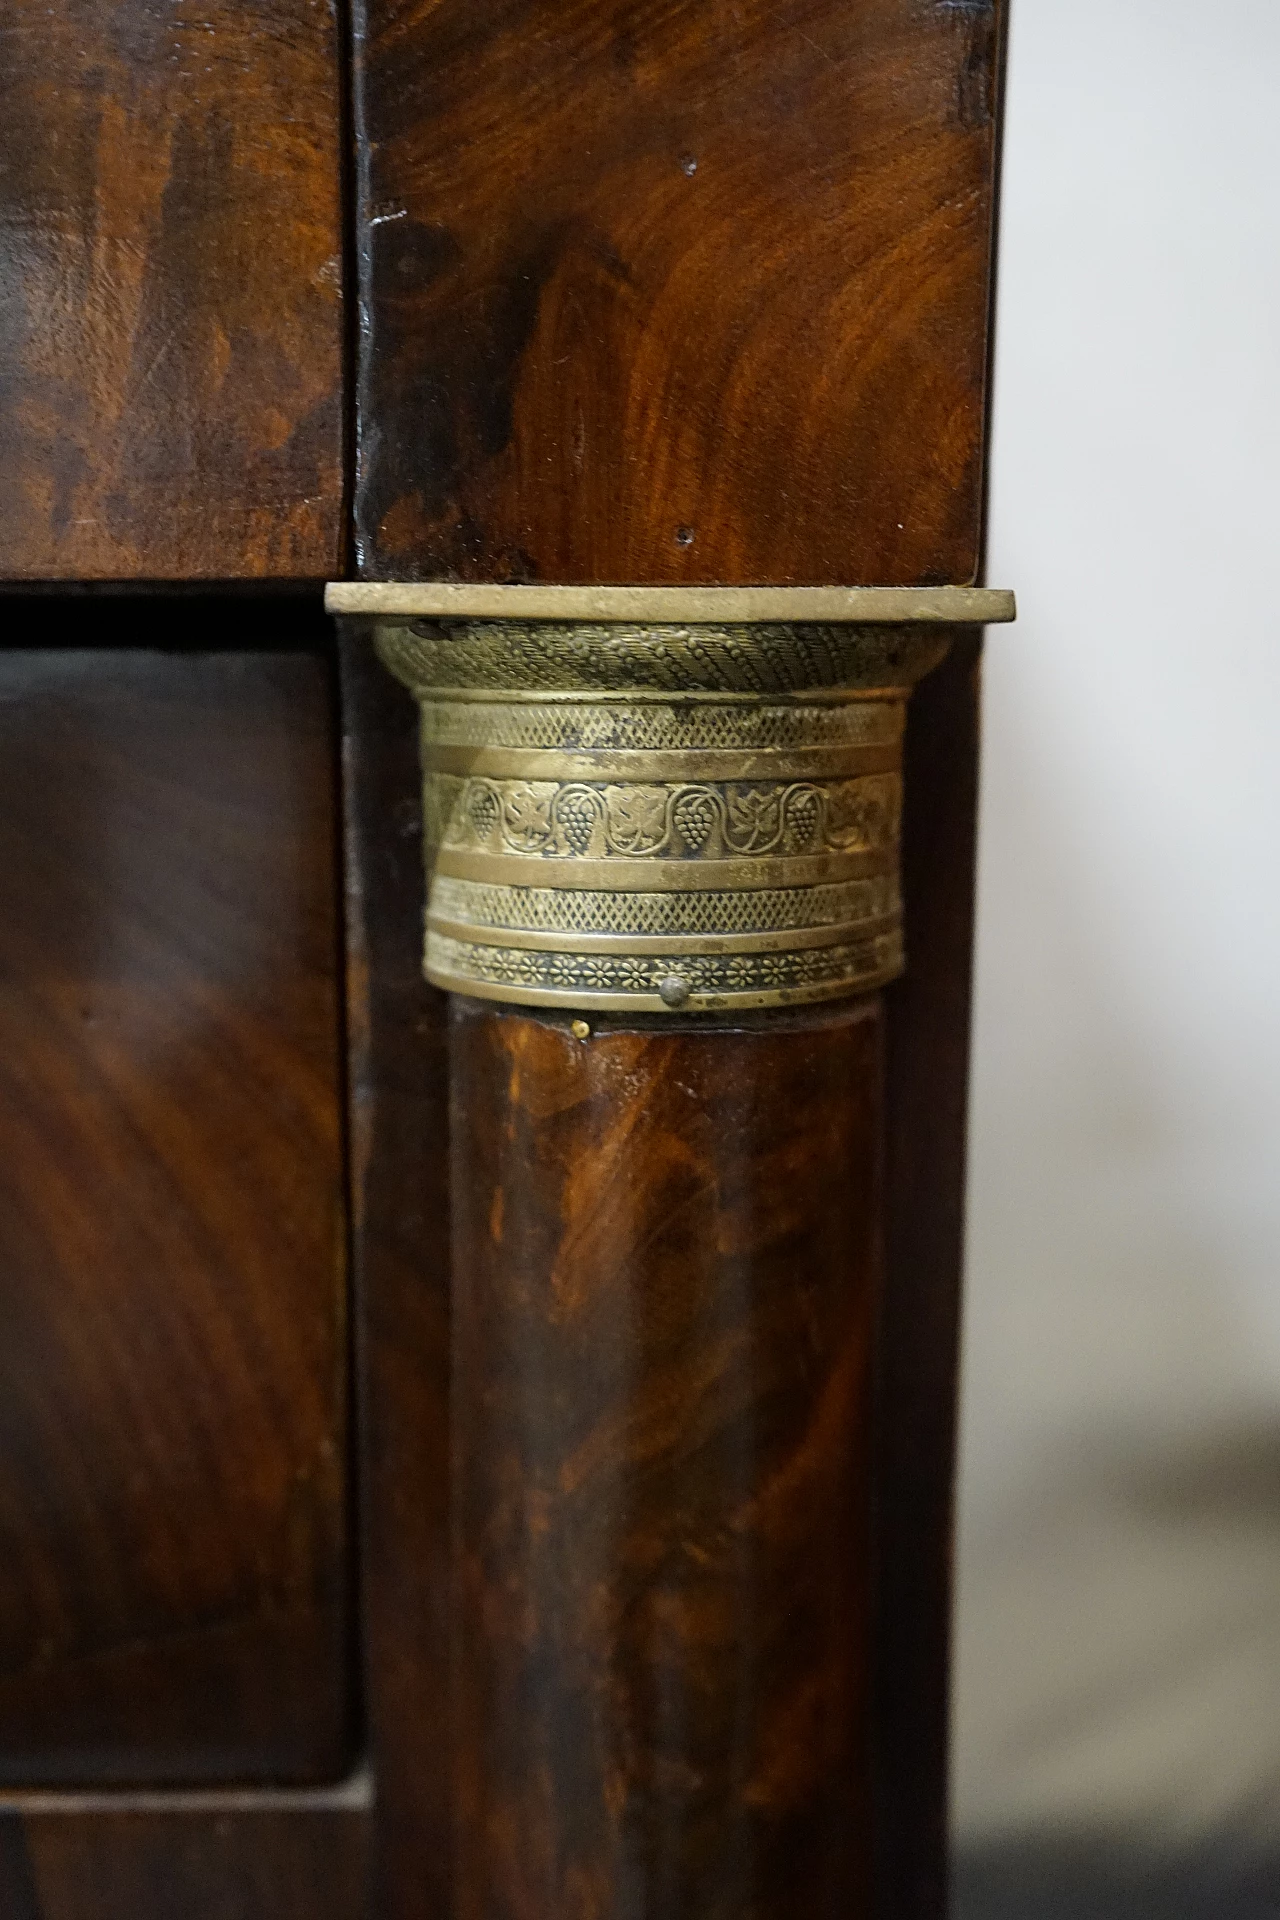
[331,586,1014,1015]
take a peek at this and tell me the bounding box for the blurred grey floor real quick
[952,1841,1280,1920]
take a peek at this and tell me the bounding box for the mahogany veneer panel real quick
[0,649,350,1783]
[0,0,344,580]
[354,0,1003,585]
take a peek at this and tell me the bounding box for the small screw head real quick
[658,975,690,1009]
[571,1019,591,1040]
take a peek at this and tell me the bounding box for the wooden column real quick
[345,3,1012,1914]
[450,998,882,1917]
[335,582,1011,1920]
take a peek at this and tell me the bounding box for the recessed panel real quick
[0,647,349,1783]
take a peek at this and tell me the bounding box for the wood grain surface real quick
[354,0,1004,586]
[0,0,344,581]
[0,647,350,1784]
[339,636,453,1920]
[0,1795,368,1920]
[449,999,883,1920]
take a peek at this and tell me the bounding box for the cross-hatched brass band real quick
[375,614,963,1013]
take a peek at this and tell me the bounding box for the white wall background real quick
[953,0,1280,1857]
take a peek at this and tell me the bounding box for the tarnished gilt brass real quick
[339,588,1015,1014]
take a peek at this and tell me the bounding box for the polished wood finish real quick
[339,637,452,1920]
[0,1794,368,1920]
[0,0,345,581]
[353,0,1003,586]
[449,999,883,1920]
[0,646,350,1783]
[0,0,1006,1903]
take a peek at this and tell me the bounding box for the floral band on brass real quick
[431,774,900,864]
